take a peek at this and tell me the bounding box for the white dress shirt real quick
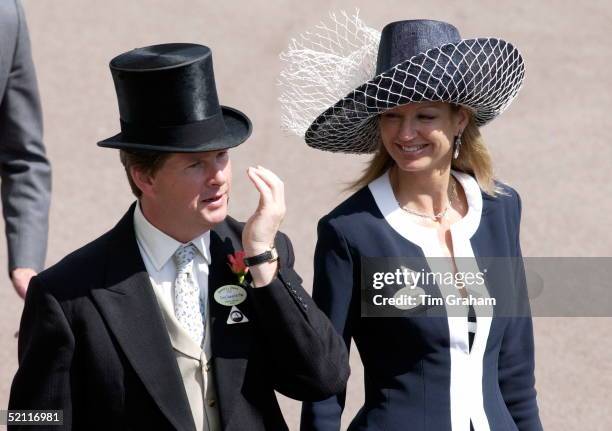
[133,201,211,319]
[133,202,220,431]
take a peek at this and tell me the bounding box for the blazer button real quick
[207,399,216,407]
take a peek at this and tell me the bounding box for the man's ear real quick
[130,166,155,197]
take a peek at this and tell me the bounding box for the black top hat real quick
[98,43,252,152]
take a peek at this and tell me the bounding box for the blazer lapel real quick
[91,205,196,431]
[208,219,254,428]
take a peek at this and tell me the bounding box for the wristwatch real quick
[243,246,279,267]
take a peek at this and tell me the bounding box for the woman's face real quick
[379,102,468,173]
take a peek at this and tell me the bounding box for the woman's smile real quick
[395,142,431,157]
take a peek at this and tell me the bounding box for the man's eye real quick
[217,151,228,159]
[188,161,201,168]
[418,115,436,120]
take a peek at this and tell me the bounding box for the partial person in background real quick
[280,14,542,431]
[0,0,52,299]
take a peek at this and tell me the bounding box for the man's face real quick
[144,150,231,239]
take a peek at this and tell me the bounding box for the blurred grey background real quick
[1,0,611,429]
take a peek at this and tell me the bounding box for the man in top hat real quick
[8,43,349,431]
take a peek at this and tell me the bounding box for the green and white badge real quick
[214,285,247,307]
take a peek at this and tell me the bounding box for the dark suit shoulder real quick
[223,215,245,232]
[322,186,372,221]
[34,228,112,301]
[482,180,522,222]
[488,180,520,201]
[318,186,381,238]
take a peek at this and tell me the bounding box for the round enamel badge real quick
[214,285,247,307]
[393,286,426,310]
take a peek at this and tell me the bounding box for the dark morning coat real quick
[9,204,349,430]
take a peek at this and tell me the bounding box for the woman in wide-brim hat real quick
[280,13,542,431]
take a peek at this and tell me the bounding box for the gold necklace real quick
[397,176,457,221]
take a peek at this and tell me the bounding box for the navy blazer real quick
[301,171,542,431]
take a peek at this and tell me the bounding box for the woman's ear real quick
[456,106,470,134]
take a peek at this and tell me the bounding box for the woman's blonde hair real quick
[349,105,500,195]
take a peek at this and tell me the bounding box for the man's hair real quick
[119,149,171,197]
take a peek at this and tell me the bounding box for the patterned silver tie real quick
[173,243,204,346]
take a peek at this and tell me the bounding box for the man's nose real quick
[208,163,227,186]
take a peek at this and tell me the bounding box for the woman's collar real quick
[368,169,483,249]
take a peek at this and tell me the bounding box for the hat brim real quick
[97,106,252,152]
[305,38,525,154]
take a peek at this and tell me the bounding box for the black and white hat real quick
[279,12,524,154]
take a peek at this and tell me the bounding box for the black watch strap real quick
[243,247,279,267]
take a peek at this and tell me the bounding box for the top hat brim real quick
[97,106,252,152]
[304,38,525,154]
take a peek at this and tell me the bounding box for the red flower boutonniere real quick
[227,250,249,285]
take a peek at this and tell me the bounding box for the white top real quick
[368,170,493,431]
[368,169,483,251]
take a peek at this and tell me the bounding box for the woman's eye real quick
[382,113,400,119]
[188,161,201,168]
[217,151,228,159]
[418,114,436,120]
